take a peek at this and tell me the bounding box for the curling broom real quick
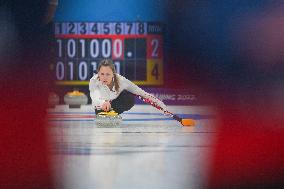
[136,94,196,126]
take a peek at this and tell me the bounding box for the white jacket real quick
[89,74,167,111]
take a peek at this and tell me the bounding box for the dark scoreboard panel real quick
[53,22,164,86]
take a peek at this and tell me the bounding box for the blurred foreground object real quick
[0,1,56,188]
[206,1,284,188]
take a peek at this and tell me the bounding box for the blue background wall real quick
[54,0,167,22]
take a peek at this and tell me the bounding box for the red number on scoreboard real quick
[112,38,124,60]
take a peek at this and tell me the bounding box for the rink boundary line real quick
[48,117,213,122]
[48,113,215,120]
[49,112,165,115]
[49,118,175,122]
[51,145,215,154]
[48,112,216,117]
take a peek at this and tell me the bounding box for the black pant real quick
[95,90,135,114]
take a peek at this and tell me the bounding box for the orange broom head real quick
[181,119,196,126]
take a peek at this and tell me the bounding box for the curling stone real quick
[48,92,59,108]
[64,90,88,108]
[95,110,122,127]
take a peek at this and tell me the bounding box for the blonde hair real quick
[97,59,119,92]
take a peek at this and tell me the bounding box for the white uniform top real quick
[89,74,167,111]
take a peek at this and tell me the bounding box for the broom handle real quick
[135,94,183,124]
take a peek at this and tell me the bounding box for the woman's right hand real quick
[102,101,111,112]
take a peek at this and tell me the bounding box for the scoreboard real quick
[53,21,164,86]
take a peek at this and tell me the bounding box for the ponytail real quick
[113,73,119,92]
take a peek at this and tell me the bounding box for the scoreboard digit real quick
[53,22,164,86]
